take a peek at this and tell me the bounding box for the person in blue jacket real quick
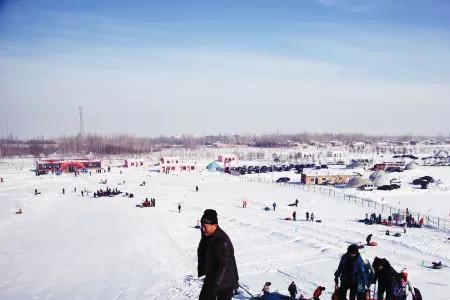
[334,244,368,300]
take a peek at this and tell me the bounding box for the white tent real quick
[405,162,417,170]
[369,170,386,181]
[347,176,369,188]
[372,174,391,187]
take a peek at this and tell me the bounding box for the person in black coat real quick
[288,281,297,299]
[372,257,400,300]
[334,244,368,300]
[197,209,239,300]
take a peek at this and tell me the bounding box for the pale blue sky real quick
[1,0,450,138]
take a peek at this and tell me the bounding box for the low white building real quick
[124,159,145,168]
[160,156,197,174]
[218,154,238,163]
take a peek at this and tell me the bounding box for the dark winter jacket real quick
[288,283,297,295]
[334,253,368,290]
[372,257,401,289]
[197,226,239,293]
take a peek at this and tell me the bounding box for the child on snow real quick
[393,269,415,300]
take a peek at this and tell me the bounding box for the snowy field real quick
[1,161,450,299]
[242,164,450,220]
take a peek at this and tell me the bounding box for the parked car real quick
[412,176,434,185]
[323,180,336,186]
[420,176,434,183]
[390,184,401,189]
[276,177,290,183]
[377,185,394,191]
[359,184,375,191]
[320,164,328,169]
[390,178,402,185]
[386,167,404,172]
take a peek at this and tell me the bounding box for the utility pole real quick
[79,106,85,137]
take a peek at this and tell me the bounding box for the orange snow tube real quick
[368,241,378,246]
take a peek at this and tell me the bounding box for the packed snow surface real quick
[0,161,449,299]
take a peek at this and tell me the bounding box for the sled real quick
[284,217,292,221]
[368,241,378,246]
[315,220,322,223]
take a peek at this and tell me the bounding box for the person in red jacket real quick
[313,286,326,300]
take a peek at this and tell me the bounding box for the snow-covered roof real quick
[302,169,357,176]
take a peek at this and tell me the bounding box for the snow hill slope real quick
[0,166,449,299]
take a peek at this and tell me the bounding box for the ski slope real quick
[0,163,449,299]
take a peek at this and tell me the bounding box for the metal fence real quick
[239,175,450,233]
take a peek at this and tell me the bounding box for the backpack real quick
[393,280,407,297]
[357,260,374,293]
[364,260,375,285]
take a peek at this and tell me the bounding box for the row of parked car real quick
[359,178,402,191]
[231,163,329,175]
[360,176,436,191]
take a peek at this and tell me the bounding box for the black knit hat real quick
[347,244,359,254]
[201,209,218,224]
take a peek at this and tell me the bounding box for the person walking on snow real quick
[242,200,247,208]
[292,211,297,221]
[306,211,310,221]
[197,209,239,300]
[310,212,315,222]
[272,202,277,211]
[334,244,369,300]
[288,281,297,299]
[178,204,181,213]
[295,199,299,207]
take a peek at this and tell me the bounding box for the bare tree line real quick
[0,132,448,158]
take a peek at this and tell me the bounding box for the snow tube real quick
[358,244,365,249]
[368,241,378,246]
[393,233,401,237]
[284,217,292,221]
[315,220,322,223]
[194,225,201,229]
[264,207,271,211]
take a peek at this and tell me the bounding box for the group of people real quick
[362,211,424,232]
[94,187,121,198]
[261,281,324,300]
[140,197,156,207]
[306,211,315,222]
[334,244,419,300]
[195,208,421,300]
[405,215,424,228]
